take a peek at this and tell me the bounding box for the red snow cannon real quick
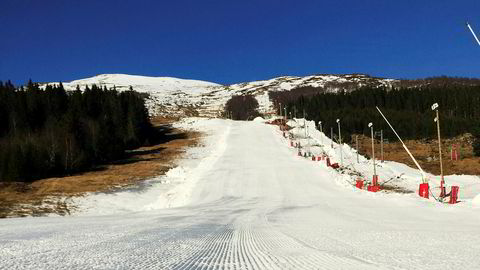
[356,179,364,189]
[418,183,429,199]
[449,186,459,204]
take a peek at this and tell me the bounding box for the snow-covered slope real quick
[205,74,396,116]
[2,118,480,269]
[46,74,396,117]
[52,74,221,117]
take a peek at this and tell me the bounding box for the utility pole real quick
[369,123,377,178]
[337,119,343,166]
[381,130,384,163]
[432,103,445,197]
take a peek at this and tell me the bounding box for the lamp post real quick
[337,119,343,166]
[432,103,445,197]
[369,122,378,186]
[330,127,334,149]
[304,110,307,138]
[381,130,384,163]
[318,121,322,144]
[279,102,282,118]
[284,106,287,121]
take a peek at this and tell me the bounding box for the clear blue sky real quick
[1,0,479,85]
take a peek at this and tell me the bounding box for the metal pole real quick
[369,123,376,176]
[466,22,480,46]
[279,102,282,118]
[376,106,427,181]
[303,109,307,138]
[432,102,446,197]
[337,119,343,166]
[356,135,359,163]
[381,130,384,163]
[284,107,287,121]
[330,127,333,148]
[319,121,323,144]
[435,108,444,182]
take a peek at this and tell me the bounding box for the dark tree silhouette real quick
[0,81,154,182]
[224,95,260,120]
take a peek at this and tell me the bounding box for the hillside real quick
[43,74,480,119]
[44,73,397,117]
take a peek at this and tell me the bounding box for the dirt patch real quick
[0,118,202,218]
[352,134,480,176]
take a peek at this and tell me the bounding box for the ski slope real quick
[1,119,480,269]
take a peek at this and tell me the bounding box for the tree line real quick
[270,84,480,153]
[0,80,154,182]
[224,95,260,120]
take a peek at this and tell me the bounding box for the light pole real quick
[368,123,377,179]
[304,110,307,138]
[330,127,334,149]
[337,119,343,166]
[284,106,287,121]
[432,103,445,197]
[381,130,384,163]
[318,121,323,144]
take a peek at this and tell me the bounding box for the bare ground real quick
[0,117,201,218]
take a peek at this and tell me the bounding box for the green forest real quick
[0,81,154,182]
[270,84,480,149]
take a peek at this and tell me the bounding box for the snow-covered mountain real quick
[47,73,397,117]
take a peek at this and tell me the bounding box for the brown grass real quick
[353,134,480,176]
[0,117,202,218]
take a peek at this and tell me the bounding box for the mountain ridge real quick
[44,73,398,117]
[43,73,480,118]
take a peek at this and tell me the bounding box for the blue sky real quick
[1,0,479,85]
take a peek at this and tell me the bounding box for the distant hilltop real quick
[41,73,480,117]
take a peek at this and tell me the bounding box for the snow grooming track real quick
[1,118,480,270]
[170,205,377,270]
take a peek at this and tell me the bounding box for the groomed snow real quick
[1,118,479,269]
